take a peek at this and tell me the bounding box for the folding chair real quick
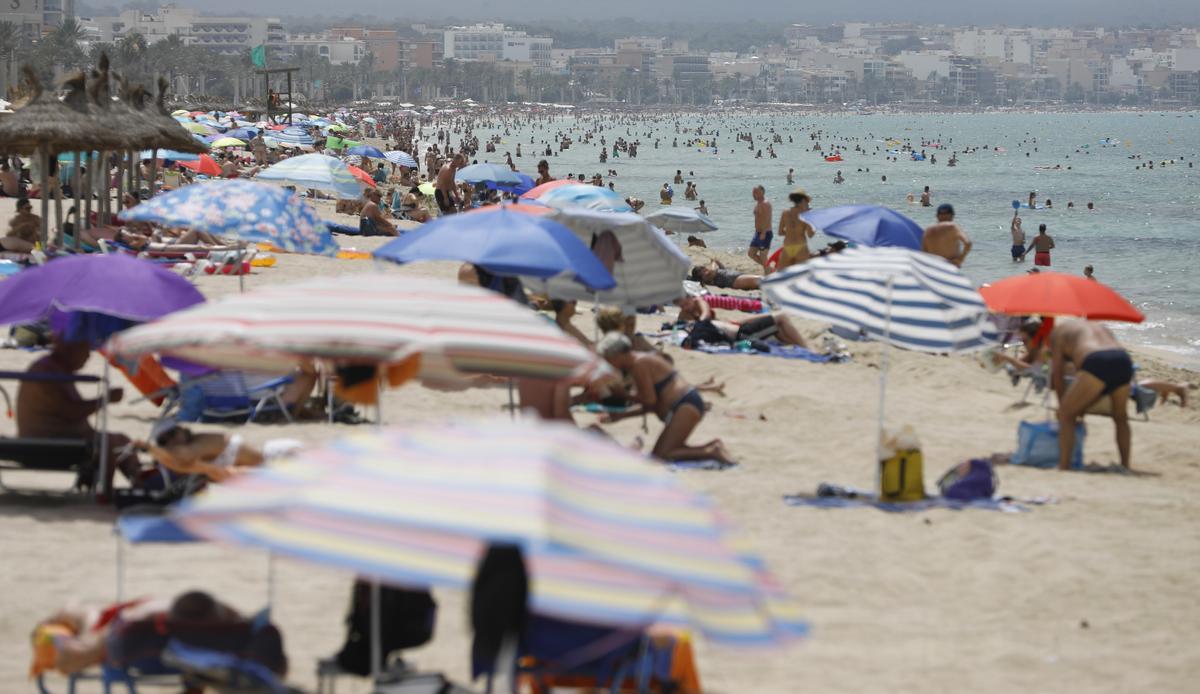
[153,371,295,425]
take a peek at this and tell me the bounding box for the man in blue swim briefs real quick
[1050,318,1134,470]
[1010,212,1025,262]
[748,184,773,272]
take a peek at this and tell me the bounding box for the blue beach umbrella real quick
[800,205,923,250]
[225,127,259,141]
[119,180,338,256]
[455,162,522,186]
[140,149,201,162]
[373,206,615,290]
[536,183,633,213]
[347,144,385,159]
[645,207,719,233]
[256,153,363,200]
[487,171,536,196]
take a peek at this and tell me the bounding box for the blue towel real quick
[327,222,360,235]
[783,487,1055,513]
[668,460,738,472]
[692,343,844,363]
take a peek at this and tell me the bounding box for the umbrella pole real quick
[237,245,245,293]
[876,276,895,471]
[98,359,111,501]
[507,378,515,420]
[83,152,96,238]
[148,149,158,197]
[375,373,383,429]
[371,579,382,685]
[267,552,275,614]
[53,161,64,248]
[72,152,82,247]
[38,145,49,249]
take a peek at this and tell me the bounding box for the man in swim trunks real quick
[1023,223,1054,266]
[776,187,815,270]
[1050,319,1134,470]
[1010,212,1025,262]
[748,185,773,272]
[690,261,761,290]
[435,153,465,215]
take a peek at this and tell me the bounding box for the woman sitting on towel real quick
[597,333,734,465]
[134,421,302,482]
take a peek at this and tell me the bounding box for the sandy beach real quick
[3,194,1200,693]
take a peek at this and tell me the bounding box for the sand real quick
[2,195,1200,693]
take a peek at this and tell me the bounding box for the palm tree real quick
[0,21,22,96]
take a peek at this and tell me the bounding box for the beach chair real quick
[157,371,295,424]
[473,615,701,694]
[0,370,100,493]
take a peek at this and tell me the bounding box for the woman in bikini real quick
[134,421,302,482]
[776,187,815,271]
[597,333,734,465]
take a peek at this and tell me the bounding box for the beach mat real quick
[692,344,846,363]
[668,460,739,472]
[783,486,1055,513]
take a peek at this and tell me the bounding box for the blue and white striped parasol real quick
[256,153,362,200]
[384,150,418,168]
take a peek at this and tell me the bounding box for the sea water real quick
[465,112,1200,363]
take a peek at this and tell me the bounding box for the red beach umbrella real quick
[980,272,1144,323]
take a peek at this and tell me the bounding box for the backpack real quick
[938,459,998,501]
[334,580,437,676]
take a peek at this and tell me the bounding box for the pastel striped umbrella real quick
[384,150,418,168]
[521,208,691,309]
[256,153,362,200]
[272,127,315,146]
[108,275,597,380]
[172,420,808,647]
[763,246,995,458]
[536,183,633,213]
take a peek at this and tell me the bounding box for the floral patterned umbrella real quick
[119,180,338,256]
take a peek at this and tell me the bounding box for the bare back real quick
[754,199,773,232]
[1050,319,1122,366]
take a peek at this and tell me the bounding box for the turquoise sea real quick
[464,112,1200,363]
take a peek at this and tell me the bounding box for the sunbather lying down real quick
[135,420,303,482]
[30,591,287,678]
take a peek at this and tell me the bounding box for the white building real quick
[896,50,953,80]
[90,4,284,55]
[0,0,74,42]
[442,23,553,70]
[286,34,366,65]
[1173,47,1200,71]
[953,30,1033,65]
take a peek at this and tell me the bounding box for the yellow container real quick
[879,448,925,502]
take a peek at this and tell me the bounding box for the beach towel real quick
[691,343,845,363]
[783,486,1055,513]
[703,294,764,313]
[668,460,738,472]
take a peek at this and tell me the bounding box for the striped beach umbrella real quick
[763,246,995,457]
[256,153,362,200]
[108,275,597,380]
[172,420,808,648]
[521,208,691,309]
[384,150,417,168]
[645,207,719,234]
[536,183,633,213]
[272,127,314,146]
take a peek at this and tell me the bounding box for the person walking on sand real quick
[1010,212,1026,262]
[748,185,773,272]
[1023,223,1055,266]
[1050,319,1133,470]
[777,187,815,270]
[435,153,465,215]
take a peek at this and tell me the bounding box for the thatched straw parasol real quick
[137,77,207,155]
[0,66,114,155]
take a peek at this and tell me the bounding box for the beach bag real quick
[682,320,732,349]
[1012,420,1084,469]
[878,427,924,502]
[938,459,997,501]
[335,579,437,676]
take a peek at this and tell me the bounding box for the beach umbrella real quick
[384,150,418,168]
[182,121,215,135]
[417,182,436,196]
[373,206,615,290]
[326,123,350,133]
[763,247,995,461]
[224,128,259,141]
[347,144,385,159]
[209,137,247,148]
[535,183,633,213]
[800,205,924,250]
[645,207,719,234]
[118,180,337,257]
[139,149,200,162]
[108,275,597,380]
[345,164,377,188]
[456,162,522,186]
[488,171,536,196]
[178,154,222,177]
[520,179,574,200]
[169,420,808,650]
[523,208,691,308]
[979,272,1144,323]
[272,128,315,146]
[171,109,190,117]
[256,154,362,199]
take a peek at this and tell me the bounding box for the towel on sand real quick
[668,460,739,472]
[692,343,846,363]
[783,487,1056,513]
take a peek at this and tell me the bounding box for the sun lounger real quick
[0,370,101,493]
[157,370,295,424]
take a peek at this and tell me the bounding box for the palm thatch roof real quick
[138,77,207,154]
[86,56,160,152]
[0,66,116,154]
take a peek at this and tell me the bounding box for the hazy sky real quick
[158,0,1200,26]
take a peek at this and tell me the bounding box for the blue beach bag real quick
[938,459,998,501]
[1011,420,1084,469]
